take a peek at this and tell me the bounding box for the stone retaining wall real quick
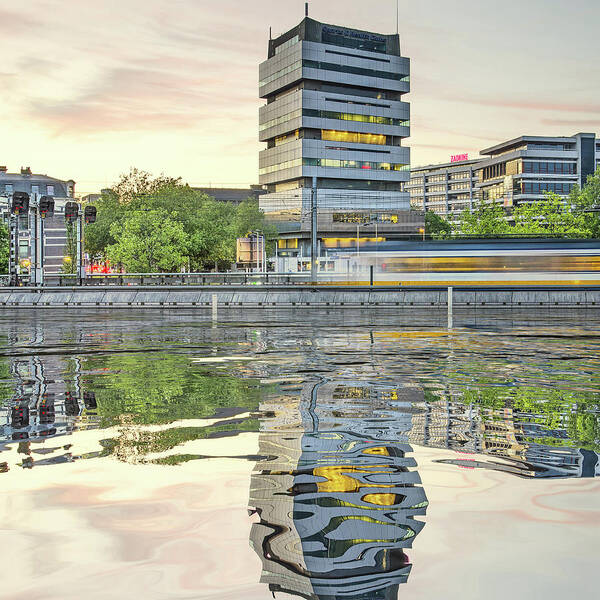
[0,287,599,308]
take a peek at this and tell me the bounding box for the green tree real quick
[568,168,600,238]
[0,222,8,274]
[84,169,275,272]
[61,222,77,274]
[454,199,509,237]
[511,192,590,238]
[106,210,188,272]
[425,211,452,239]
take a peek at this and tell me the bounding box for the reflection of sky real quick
[1,0,599,194]
[1,310,600,597]
[2,438,599,600]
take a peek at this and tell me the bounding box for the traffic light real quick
[65,201,79,223]
[11,404,29,429]
[11,191,29,215]
[83,391,97,410]
[39,394,55,425]
[64,391,80,417]
[84,205,97,224]
[39,196,55,218]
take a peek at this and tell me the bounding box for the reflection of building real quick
[249,382,428,599]
[0,166,76,273]
[0,324,98,454]
[416,396,600,479]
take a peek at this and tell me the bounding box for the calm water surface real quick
[1,308,599,600]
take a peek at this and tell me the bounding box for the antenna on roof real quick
[269,26,272,40]
[396,0,399,34]
[305,2,309,17]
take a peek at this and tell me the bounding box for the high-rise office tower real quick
[258,15,411,230]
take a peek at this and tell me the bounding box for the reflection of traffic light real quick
[11,404,29,429]
[83,392,97,410]
[64,392,80,417]
[84,205,97,224]
[39,394,55,425]
[11,192,29,215]
[39,196,55,218]
[64,201,79,223]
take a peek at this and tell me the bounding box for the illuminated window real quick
[275,130,299,146]
[302,158,408,171]
[322,130,387,145]
[277,239,298,249]
[307,109,408,127]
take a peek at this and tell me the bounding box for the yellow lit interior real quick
[322,130,387,145]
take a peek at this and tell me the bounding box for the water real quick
[1,308,599,599]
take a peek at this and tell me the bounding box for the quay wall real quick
[0,286,599,308]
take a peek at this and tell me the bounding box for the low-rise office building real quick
[0,167,75,274]
[408,133,600,216]
[477,132,600,207]
[406,156,482,216]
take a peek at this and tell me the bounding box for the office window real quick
[322,130,387,146]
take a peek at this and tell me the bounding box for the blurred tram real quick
[325,239,600,286]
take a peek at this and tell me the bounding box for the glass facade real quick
[303,158,408,171]
[260,108,409,132]
[322,30,387,54]
[260,158,408,176]
[303,60,409,82]
[306,109,408,127]
[522,161,576,174]
[260,60,410,88]
[521,182,574,195]
[322,130,387,145]
[274,35,299,55]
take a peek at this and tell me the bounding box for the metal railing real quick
[40,272,317,287]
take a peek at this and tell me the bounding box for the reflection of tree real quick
[85,354,264,426]
[458,386,600,452]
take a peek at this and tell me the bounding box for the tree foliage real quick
[457,199,509,237]
[0,222,8,274]
[446,167,600,239]
[85,168,275,272]
[107,210,188,273]
[425,211,452,239]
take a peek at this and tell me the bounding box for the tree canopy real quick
[84,168,275,272]
[0,222,8,274]
[426,167,600,239]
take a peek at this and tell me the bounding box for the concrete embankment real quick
[1,286,599,308]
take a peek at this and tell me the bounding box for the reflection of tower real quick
[249,382,428,599]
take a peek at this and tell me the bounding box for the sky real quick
[1,0,599,195]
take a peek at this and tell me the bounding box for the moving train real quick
[325,239,600,286]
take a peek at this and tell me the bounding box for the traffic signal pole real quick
[8,214,19,287]
[76,214,84,285]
